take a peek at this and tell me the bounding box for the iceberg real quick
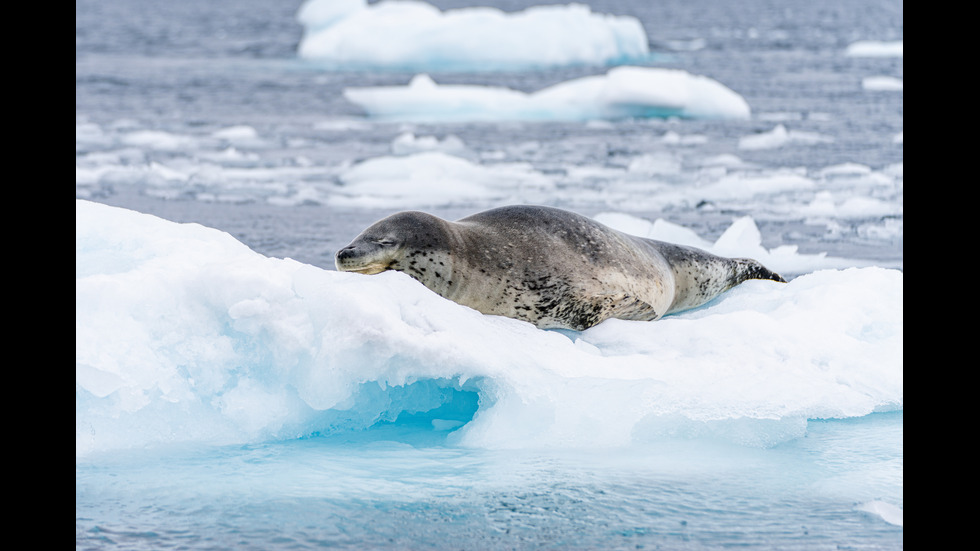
[296,0,650,71]
[344,68,751,122]
[77,200,902,457]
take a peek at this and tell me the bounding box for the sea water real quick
[77,414,902,550]
[76,0,902,548]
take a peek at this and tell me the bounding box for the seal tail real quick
[734,258,787,284]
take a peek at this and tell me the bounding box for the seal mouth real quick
[336,261,390,275]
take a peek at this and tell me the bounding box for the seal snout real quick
[334,244,356,263]
[335,242,392,275]
[334,244,363,270]
[335,244,357,261]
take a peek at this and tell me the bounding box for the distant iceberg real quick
[344,67,751,122]
[296,0,650,71]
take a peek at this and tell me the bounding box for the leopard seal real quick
[335,205,785,330]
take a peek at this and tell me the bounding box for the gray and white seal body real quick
[335,205,785,330]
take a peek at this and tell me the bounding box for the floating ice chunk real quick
[816,162,874,178]
[76,121,111,148]
[212,125,259,141]
[196,147,262,167]
[390,132,468,156]
[862,76,903,91]
[660,130,708,146]
[312,117,375,132]
[344,67,751,122]
[699,153,756,169]
[120,130,200,151]
[857,218,903,241]
[844,40,903,57]
[210,125,269,148]
[711,216,769,259]
[345,74,524,122]
[147,162,190,182]
[332,151,553,208]
[800,192,901,219]
[627,152,682,175]
[738,124,834,150]
[696,170,816,200]
[296,0,650,70]
[856,500,903,526]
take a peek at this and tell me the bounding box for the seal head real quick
[335,211,459,298]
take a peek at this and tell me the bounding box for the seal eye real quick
[373,238,397,247]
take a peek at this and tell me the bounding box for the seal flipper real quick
[595,293,661,324]
[539,292,659,330]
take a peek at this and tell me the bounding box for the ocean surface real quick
[76,0,903,549]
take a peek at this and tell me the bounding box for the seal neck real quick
[390,218,466,302]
